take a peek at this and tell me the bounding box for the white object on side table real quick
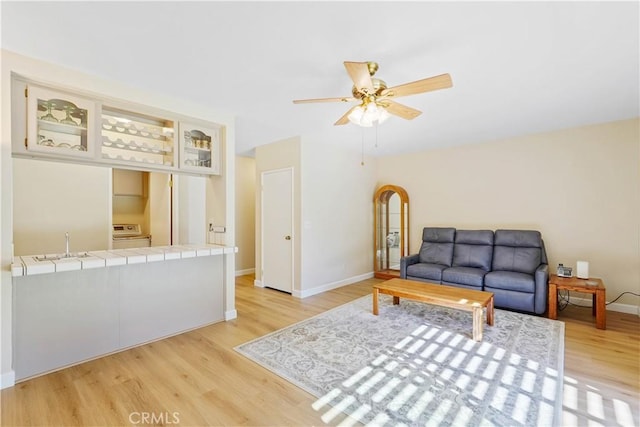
[576,261,589,279]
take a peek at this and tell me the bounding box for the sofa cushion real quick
[455,230,494,246]
[484,270,535,293]
[492,230,543,274]
[492,246,541,274]
[441,281,483,291]
[419,227,456,266]
[485,287,536,313]
[494,229,542,247]
[419,243,454,266]
[452,230,494,271]
[442,266,486,288]
[422,227,456,243]
[406,263,447,282]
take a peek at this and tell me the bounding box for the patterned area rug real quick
[235,294,565,426]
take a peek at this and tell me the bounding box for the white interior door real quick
[262,168,293,293]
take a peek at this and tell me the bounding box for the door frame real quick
[260,166,294,293]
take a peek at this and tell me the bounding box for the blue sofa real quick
[400,227,549,314]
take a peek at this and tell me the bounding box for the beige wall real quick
[376,118,640,310]
[13,158,111,255]
[235,156,256,273]
[300,139,377,294]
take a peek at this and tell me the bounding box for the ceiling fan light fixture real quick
[348,102,390,127]
[348,105,365,125]
[377,108,390,124]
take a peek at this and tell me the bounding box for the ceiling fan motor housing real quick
[352,78,387,99]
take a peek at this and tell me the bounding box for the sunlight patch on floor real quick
[561,374,638,427]
[312,322,565,425]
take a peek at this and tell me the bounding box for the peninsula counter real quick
[11,244,236,381]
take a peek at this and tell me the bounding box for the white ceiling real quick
[2,1,638,157]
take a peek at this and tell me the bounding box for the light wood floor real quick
[2,275,638,426]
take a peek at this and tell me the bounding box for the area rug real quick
[235,294,565,426]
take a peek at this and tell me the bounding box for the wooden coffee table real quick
[548,274,606,329]
[373,278,494,341]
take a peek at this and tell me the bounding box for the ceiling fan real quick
[293,61,453,127]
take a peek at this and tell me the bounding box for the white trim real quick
[567,295,639,316]
[1,370,15,389]
[254,279,264,288]
[293,272,375,299]
[224,309,238,320]
[235,268,255,276]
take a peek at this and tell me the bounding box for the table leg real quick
[373,288,379,315]
[548,283,558,320]
[393,296,400,306]
[486,296,494,326]
[472,306,482,341]
[595,289,606,329]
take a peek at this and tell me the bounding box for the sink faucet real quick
[65,232,70,258]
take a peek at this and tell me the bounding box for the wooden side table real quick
[548,274,606,329]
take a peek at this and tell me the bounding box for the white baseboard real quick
[225,309,238,320]
[1,370,15,389]
[566,295,639,316]
[235,268,255,277]
[254,279,264,288]
[293,272,374,299]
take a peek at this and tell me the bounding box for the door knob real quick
[285,235,291,240]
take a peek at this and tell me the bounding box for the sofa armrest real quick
[534,263,549,314]
[400,254,420,279]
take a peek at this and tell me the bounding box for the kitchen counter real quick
[11,244,237,276]
[12,243,237,381]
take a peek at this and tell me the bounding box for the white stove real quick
[112,224,151,249]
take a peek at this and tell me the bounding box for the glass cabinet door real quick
[26,85,96,158]
[179,122,221,175]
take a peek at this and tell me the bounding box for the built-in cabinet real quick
[101,108,176,168]
[26,85,96,159]
[16,79,222,176]
[179,122,221,174]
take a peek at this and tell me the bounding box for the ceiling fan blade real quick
[293,96,355,104]
[383,100,422,120]
[344,61,374,95]
[383,73,453,98]
[334,106,358,125]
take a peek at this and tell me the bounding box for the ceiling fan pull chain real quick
[375,121,379,149]
[361,127,365,166]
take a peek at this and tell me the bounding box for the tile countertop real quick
[11,244,238,276]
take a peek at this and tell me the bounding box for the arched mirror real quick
[374,185,409,279]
